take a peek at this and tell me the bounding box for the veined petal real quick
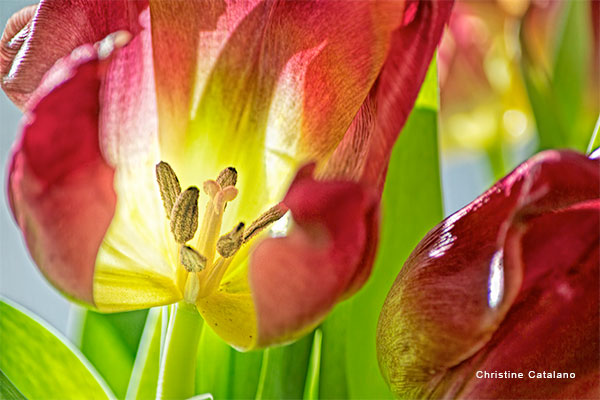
[377,150,600,398]
[324,0,454,189]
[7,7,176,311]
[93,9,181,312]
[0,0,145,109]
[7,42,117,305]
[149,0,407,231]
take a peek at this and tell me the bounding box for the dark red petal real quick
[377,150,599,398]
[250,165,379,346]
[324,0,454,189]
[450,200,600,399]
[8,43,117,305]
[1,0,145,109]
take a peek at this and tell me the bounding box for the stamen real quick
[183,272,200,304]
[197,256,234,299]
[155,161,181,218]
[216,167,238,188]
[170,187,199,244]
[217,222,245,258]
[179,245,206,272]
[244,203,289,242]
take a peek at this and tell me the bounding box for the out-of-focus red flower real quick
[0,0,453,349]
[377,150,599,398]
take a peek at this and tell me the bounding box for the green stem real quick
[157,302,203,400]
[586,114,600,155]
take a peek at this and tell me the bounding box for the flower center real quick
[155,162,286,303]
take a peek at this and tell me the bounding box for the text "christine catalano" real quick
[476,371,576,379]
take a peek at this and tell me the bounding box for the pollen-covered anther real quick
[170,187,199,244]
[216,167,238,188]
[180,245,207,272]
[155,161,181,218]
[217,222,245,258]
[244,203,289,242]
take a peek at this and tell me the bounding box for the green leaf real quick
[318,308,349,399]
[195,326,233,399]
[79,310,147,399]
[303,329,322,400]
[0,370,27,400]
[255,333,314,400]
[0,299,114,400]
[587,116,600,155]
[551,0,592,150]
[320,57,444,399]
[126,308,163,400]
[195,324,263,399]
[521,0,594,151]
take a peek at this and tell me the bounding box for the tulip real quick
[377,150,599,398]
[1,0,453,350]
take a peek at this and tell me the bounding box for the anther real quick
[216,167,238,188]
[180,245,207,272]
[155,161,181,218]
[244,203,288,242]
[217,222,245,258]
[170,187,199,244]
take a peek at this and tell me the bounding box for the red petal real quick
[148,0,407,188]
[452,200,600,399]
[324,0,454,189]
[0,0,145,109]
[377,150,599,398]
[8,43,118,305]
[250,165,379,346]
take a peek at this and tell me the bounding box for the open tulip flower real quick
[1,0,452,351]
[377,150,599,398]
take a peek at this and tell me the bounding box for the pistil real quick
[196,179,238,271]
[155,162,287,303]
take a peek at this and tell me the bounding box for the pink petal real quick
[377,150,599,398]
[324,0,454,189]
[7,41,121,305]
[148,0,409,204]
[0,0,145,109]
[250,165,379,346]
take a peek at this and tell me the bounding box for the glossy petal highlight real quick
[377,150,600,398]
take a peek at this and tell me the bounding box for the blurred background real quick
[0,0,598,337]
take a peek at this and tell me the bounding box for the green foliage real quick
[0,299,113,399]
[255,333,314,399]
[320,58,444,399]
[0,370,26,400]
[125,308,163,400]
[521,0,595,151]
[195,324,263,399]
[303,329,323,400]
[79,310,147,399]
